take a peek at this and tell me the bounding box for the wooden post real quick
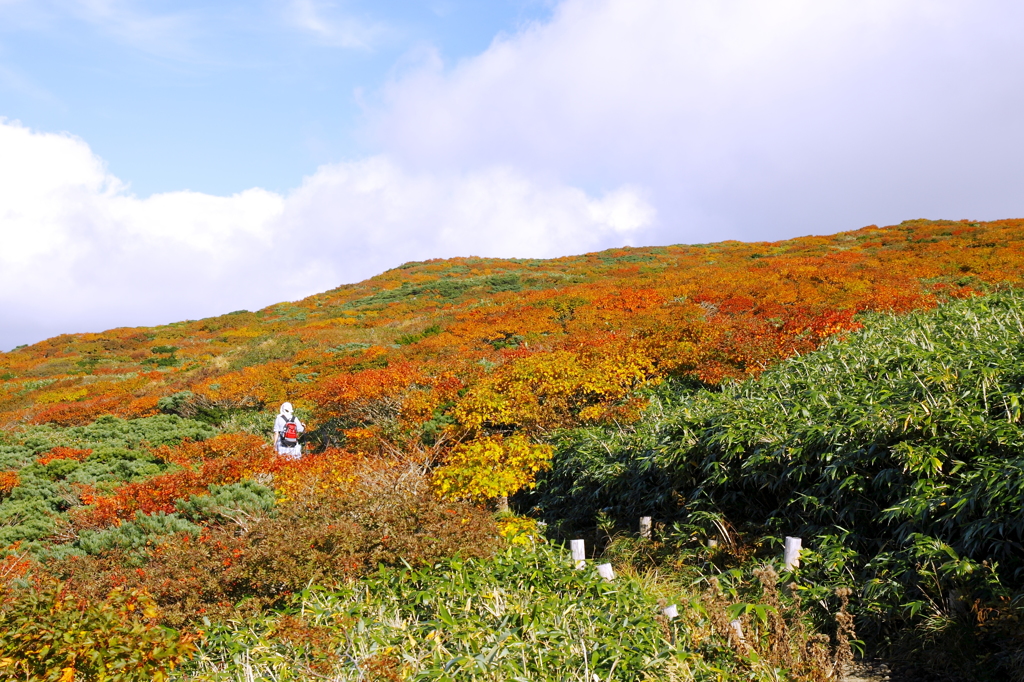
[662,604,678,620]
[597,563,615,581]
[570,539,586,568]
[639,516,652,539]
[784,536,802,571]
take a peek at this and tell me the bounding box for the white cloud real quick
[0,1,198,59]
[280,159,652,265]
[285,0,387,49]
[67,0,197,58]
[374,0,915,166]
[0,119,653,349]
[370,0,1024,240]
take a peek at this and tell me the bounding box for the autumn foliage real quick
[71,433,274,529]
[37,447,92,466]
[0,472,18,498]
[47,458,498,629]
[0,582,196,680]
[2,219,1023,501]
[432,434,553,502]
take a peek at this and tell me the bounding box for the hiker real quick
[273,402,305,458]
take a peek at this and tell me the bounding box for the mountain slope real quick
[2,218,1023,437]
[3,218,1024,679]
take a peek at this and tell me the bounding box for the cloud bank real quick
[0,120,653,350]
[372,0,1024,239]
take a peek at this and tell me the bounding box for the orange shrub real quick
[193,361,289,409]
[0,548,32,592]
[273,447,375,499]
[37,447,92,466]
[0,472,19,498]
[123,394,161,418]
[153,432,269,467]
[29,396,124,426]
[309,362,425,424]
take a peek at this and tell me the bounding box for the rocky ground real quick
[843,661,893,682]
[843,660,956,682]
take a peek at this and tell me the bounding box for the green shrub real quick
[0,415,215,556]
[228,336,304,370]
[0,499,59,545]
[0,445,35,470]
[179,536,847,681]
[395,324,442,346]
[25,414,215,452]
[176,481,276,526]
[76,512,200,557]
[157,391,194,415]
[487,272,522,292]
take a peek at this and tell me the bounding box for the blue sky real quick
[3,0,1024,350]
[1,1,553,196]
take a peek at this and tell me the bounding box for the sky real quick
[2,0,1024,351]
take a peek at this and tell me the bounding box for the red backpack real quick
[281,418,299,446]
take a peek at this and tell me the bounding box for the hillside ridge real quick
[3,217,1024,432]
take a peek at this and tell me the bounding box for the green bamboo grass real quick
[533,291,1024,677]
[176,542,695,681]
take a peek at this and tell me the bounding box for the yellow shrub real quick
[35,387,88,404]
[497,515,544,546]
[433,435,552,502]
[453,344,657,433]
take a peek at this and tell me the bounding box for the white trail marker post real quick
[784,536,802,571]
[730,618,746,645]
[570,539,586,569]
